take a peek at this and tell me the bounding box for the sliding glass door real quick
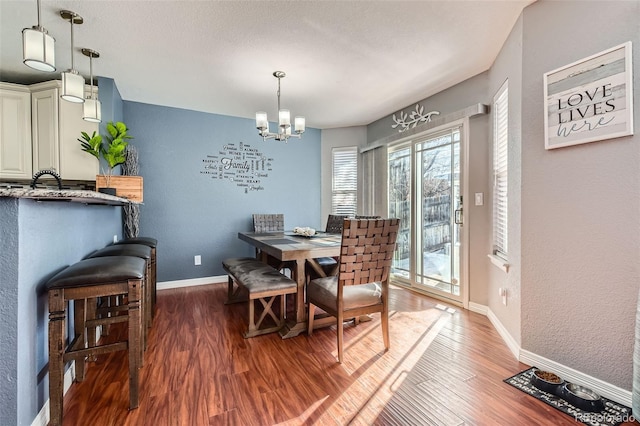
[388,125,465,304]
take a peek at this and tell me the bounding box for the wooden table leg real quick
[279,259,308,339]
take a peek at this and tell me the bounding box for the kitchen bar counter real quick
[0,188,138,205]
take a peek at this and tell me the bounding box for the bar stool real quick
[47,256,145,426]
[114,237,157,316]
[88,244,153,349]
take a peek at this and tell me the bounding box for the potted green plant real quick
[79,121,133,195]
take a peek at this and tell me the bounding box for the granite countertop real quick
[0,188,139,205]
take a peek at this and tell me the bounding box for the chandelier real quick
[255,71,305,142]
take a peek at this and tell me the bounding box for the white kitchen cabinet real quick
[30,81,99,181]
[31,87,59,174]
[0,83,32,179]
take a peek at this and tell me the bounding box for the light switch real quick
[474,192,484,206]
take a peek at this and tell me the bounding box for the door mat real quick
[504,367,633,426]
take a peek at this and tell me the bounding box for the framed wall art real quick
[543,41,633,150]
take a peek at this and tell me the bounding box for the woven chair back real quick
[253,214,284,233]
[338,218,400,287]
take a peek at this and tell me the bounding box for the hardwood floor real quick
[60,283,635,425]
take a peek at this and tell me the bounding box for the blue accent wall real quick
[0,198,19,426]
[0,199,122,426]
[0,77,127,426]
[97,76,124,123]
[123,101,322,281]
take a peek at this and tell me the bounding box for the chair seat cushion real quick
[89,244,152,260]
[308,276,382,311]
[47,256,146,289]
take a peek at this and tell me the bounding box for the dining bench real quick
[222,257,297,338]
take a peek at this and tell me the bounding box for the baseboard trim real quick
[519,349,632,408]
[468,301,488,315]
[32,363,76,426]
[485,307,521,360]
[469,302,632,408]
[157,275,227,290]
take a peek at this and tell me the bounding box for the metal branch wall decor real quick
[201,142,273,194]
[392,104,440,133]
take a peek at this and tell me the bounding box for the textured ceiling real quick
[0,0,533,129]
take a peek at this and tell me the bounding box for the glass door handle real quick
[455,208,463,225]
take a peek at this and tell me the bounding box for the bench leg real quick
[225,276,248,304]
[247,299,257,336]
[243,294,289,338]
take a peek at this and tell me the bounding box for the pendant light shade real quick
[22,27,55,72]
[82,48,101,122]
[83,98,102,123]
[61,70,85,103]
[60,10,84,103]
[22,0,55,72]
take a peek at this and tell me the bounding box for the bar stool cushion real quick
[46,257,145,290]
[115,237,158,248]
[89,244,152,260]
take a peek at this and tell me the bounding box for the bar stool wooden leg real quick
[151,247,157,318]
[48,288,66,426]
[73,298,87,381]
[86,297,98,362]
[128,278,142,408]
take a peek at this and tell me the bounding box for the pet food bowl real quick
[530,369,564,394]
[561,383,604,412]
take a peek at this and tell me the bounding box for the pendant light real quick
[59,10,84,103]
[82,49,101,123]
[22,0,55,72]
[256,71,305,142]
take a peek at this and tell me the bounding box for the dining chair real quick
[307,218,400,363]
[253,213,285,233]
[252,213,294,274]
[307,214,349,280]
[325,214,349,234]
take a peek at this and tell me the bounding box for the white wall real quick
[518,0,640,390]
[487,13,524,344]
[320,127,367,221]
[322,0,639,394]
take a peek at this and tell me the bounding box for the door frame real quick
[387,118,470,309]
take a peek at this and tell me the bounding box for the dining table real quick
[238,230,341,338]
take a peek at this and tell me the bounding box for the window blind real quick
[493,81,508,259]
[332,147,358,217]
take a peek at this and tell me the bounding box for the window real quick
[332,147,357,217]
[493,81,508,259]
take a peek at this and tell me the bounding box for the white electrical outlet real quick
[113,235,118,243]
[194,255,201,266]
[475,192,484,206]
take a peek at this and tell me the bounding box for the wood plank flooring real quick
[60,283,636,425]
